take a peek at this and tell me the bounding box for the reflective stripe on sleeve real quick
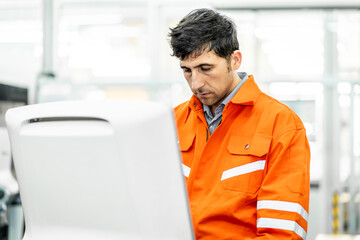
[221,160,266,181]
[182,164,191,178]
[257,218,307,240]
[257,200,309,223]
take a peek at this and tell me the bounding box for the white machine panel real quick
[6,100,194,240]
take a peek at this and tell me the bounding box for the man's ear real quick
[231,50,242,70]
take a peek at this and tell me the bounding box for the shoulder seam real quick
[260,92,304,130]
[273,127,305,144]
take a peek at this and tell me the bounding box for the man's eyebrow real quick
[180,63,214,69]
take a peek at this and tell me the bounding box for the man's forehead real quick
[180,50,219,67]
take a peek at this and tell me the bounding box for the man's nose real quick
[191,71,205,92]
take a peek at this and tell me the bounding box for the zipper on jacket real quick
[206,128,209,142]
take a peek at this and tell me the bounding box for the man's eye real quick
[183,69,191,73]
[201,68,211,72]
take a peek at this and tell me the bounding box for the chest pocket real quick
[178,130,195,172]
[221,134,272,193]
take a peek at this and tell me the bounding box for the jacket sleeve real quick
[250,126,311,240]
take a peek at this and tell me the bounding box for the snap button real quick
[193,104,196,107]
[245,144,250,149]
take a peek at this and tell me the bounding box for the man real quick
[169,8,310,240]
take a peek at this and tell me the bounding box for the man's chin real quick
[198,99,215,107]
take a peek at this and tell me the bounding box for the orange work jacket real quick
[174,75,310,240]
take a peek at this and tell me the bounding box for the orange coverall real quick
[174,75,310,239]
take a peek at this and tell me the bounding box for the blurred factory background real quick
[0,0,360,239]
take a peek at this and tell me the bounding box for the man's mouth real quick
[196,91,211,98]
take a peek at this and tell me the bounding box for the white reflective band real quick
[221,160,266,181]
[182,164,191,178]
[257,218,307,240]
[257,200,309,223]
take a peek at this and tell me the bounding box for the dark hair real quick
[168,8,239,61]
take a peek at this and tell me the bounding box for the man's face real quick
[180,50,241,112]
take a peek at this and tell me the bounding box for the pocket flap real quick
[179,132,195,151]
[228,134,272,157]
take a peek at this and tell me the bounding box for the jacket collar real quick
[188,94,203,112]
[230,75,261,106]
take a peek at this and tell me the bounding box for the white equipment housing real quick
[5,100,194,240]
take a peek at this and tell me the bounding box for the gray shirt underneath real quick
[203,72,248,135]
